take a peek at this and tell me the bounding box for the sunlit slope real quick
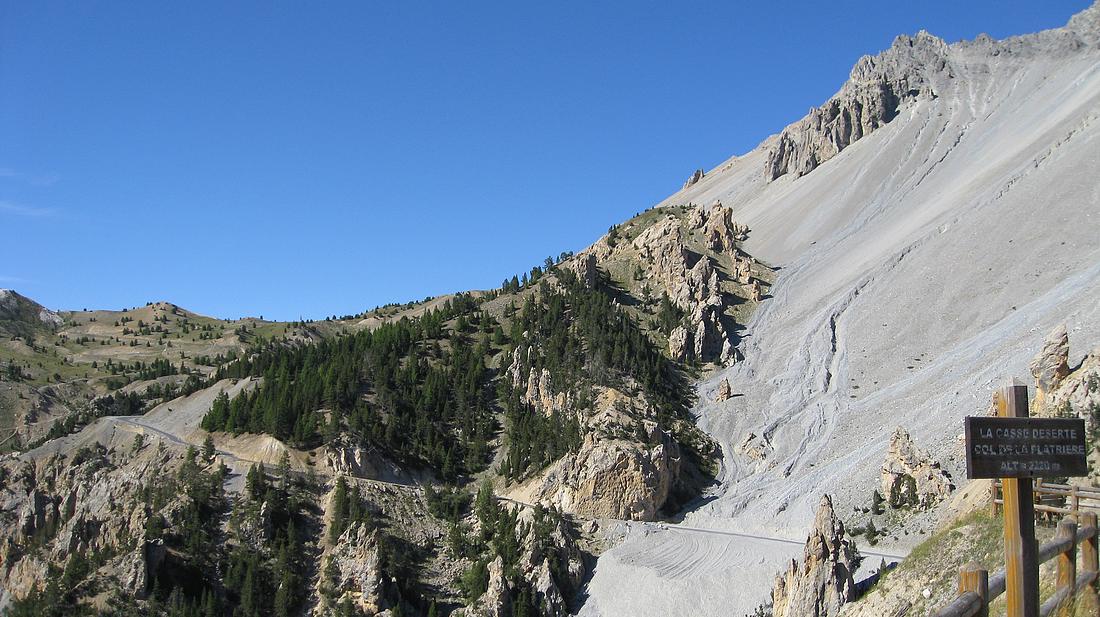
[582,8,1100,616]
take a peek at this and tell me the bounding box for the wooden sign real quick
[965,416,1088,479]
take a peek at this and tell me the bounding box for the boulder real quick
[735,432,771,463]
[772,495,859,617]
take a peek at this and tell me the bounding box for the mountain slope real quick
[580,5,1100,616]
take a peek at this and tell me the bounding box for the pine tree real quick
[202,434,215,461]
[329,476,349,544]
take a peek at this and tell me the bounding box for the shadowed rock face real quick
[772,495,858,617]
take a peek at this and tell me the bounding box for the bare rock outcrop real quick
[1030,324,1072,410]
[1032,327,1100,448]
[463,510,584,617]
[702,204,747,253]
[630,208,749,364]
[715,378,732,402]
[880,427,953,509]
[118,540,166,599]
[772,495,859,617]
[668,325,691,361]
[517,509,585,617]
[322,522,385,614]
[506,344,683,521]
[735,432,772,465]
[764,31,949,181]
[325,436,407,483]
[573,253,599,289]
[507,346,572,416]
[531,428,680,521]
[0,441,192,606]
[750,280,764,302]
[682,168,705,189]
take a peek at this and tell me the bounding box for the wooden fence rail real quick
[933,512,1099,617]
[991,481,1100,518]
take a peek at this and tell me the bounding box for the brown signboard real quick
[965,416,1088,479]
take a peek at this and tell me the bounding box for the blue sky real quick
[1,1,1090,320]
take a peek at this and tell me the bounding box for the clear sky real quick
[1,1,1091,320]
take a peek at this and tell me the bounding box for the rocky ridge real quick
[0,289,63,332]
[762,4,1100,182]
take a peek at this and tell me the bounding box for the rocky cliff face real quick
[771,495,859,617]
[529,429,680,521]
[321,522,385,615]
[0,290,63,340]
[0,436,185,608]
[763,3,1100,184]
[764,32,948,181]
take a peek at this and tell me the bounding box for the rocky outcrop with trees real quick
[879,427,953,509]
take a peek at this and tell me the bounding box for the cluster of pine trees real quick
[201,293,497,479]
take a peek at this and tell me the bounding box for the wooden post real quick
[1082,512,1099,606]
[1069,485,1079,517]
[997,384,1039,617]
[991,480,1000,516]
[959,562,989,617]
[1054,516,1077,617]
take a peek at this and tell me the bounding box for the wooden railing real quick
[933,512,1099,617]
[992,481,1100,518]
